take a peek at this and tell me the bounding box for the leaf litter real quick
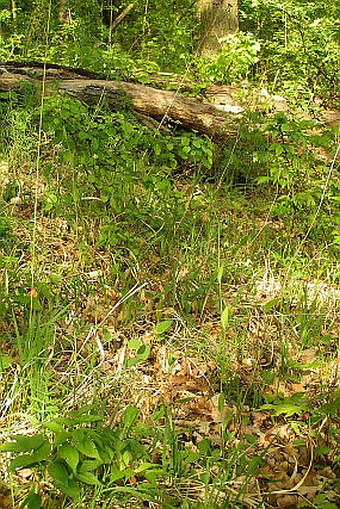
[0,160,339,508]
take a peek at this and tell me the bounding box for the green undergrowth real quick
[0,0,339,505]
[0,93,339,508]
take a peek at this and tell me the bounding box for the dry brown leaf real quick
[300,347,318,364]
[277,424,295,441]
[252,410,270,426]
[258,427,276,448]
[26,288,37,298]
[276,494,299,508]
[16,468,34,480]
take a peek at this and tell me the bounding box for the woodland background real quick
[0,1,339,508]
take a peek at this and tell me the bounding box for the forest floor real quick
[0,106,339,508]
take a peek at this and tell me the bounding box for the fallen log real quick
[0,62,240,139]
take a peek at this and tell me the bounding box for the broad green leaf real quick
[126,356,142,367]
[78,459,103,473]
[10,440,51,470]
[54,431,71,446]
[42,421,65,434]
[59,444,79,472]
[135,462,159,473]
[126,345,151,366]
[0,434,46,453]
[256,176,270,184]
[154,320,172,335]
[54,417,74,426]
[76,471,101,485]
[85,429,103,448]
[221,306,229,330]
[68,404,98,418]
[100,445,114,462]
[123,404,139,429]
[183,452,201,464]
[109,465,125,483]
[151,406,165,421]
[71,428,85,441]
[68,415,102,423]
[314,494,337,509]
[62,478,80,499]
[122,450,131,467]
[0,441,25,453]
[128,338,142,350]
[136,344,150,360]
[72,434,101,460]
[261,395,308,417]
[144,468,166,484]
[123,466,134,480]
[48,460,69,485]
[19,490,42,509]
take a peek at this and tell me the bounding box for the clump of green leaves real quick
[39,95,214,256]
[196,33,261,84]
[0,403,163,506]
[240,0,340,102]
[0,400,264,508]
[219,110,339,246]
[254,113,339,243]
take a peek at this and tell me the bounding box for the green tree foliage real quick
[239,0,340,103]
[1,0,338,102]
[0,0,197,71]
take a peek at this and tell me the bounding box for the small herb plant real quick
[0,403,166,507]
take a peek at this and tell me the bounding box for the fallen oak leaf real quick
[276,494,300,508]
[264,440,314,496]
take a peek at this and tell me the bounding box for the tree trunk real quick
[58,0,70,25]
[197,0,239,55]
[0,62,240,139]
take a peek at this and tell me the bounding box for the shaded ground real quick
[0,141,339,508]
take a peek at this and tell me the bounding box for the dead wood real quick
[0,62,240,139]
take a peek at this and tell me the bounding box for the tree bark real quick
[58,0,70,25]
[0,62,240,139]
[197,0,239,55]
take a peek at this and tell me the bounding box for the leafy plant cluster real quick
[239,0,340,103]
[38,94,214,252]
[196,32,261,83]
[0,401,262,508]
[214,109,339,246]
[255,113,339,242]
[1,0,338,103]
[2,385,339,508]
[1,404,162,505]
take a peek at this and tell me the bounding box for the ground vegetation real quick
[0,1,339,508]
